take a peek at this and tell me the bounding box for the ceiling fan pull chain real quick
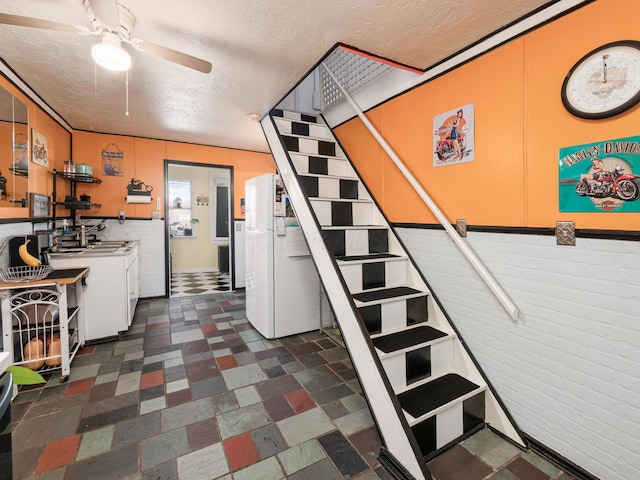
[125,70,129,117]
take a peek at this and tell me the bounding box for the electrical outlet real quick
[152,210,161,220]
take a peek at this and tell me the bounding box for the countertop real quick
[0,267,89,290]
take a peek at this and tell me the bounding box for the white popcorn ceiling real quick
[0,0,565,153]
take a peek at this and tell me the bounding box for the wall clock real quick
[561,40,640,119]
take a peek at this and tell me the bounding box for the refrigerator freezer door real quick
[246,174,274,231]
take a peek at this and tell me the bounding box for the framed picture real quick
[29,193,50,218]
[31,129,48,167]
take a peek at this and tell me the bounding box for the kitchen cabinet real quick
[0,267,88,381]
[50,242,139,343]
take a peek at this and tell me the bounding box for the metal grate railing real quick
[320,47,392,111]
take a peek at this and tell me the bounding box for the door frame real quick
[164,159,235,297]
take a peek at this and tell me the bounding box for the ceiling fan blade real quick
[0,12,81,33]
[132,39,212,74]
[87,0,121,32]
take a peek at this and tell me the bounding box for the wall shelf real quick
[52,169,101,225]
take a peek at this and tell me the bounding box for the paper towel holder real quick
[126,178,153,203]
[126,195,152,204]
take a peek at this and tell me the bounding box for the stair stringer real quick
[262,114,431,480]
[262,109,527,475]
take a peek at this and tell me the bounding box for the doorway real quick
[165,160,234,298]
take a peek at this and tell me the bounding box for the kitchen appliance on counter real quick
[245,174,320,339]
[8,233,51,266]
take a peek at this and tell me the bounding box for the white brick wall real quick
[397,226,640,480]
[99,219,166,298]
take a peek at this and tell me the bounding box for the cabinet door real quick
[126,255,139,326]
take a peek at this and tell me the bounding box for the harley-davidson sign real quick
[559,135,640,212]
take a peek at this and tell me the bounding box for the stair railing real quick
[321,63,520,321]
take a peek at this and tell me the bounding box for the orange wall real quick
[72,131,274,219]
[335,0,640,230]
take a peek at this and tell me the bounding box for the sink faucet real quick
[80,224,87,246]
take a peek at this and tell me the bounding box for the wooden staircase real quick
[261,109,525,479]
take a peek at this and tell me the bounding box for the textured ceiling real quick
[0,0,556,153]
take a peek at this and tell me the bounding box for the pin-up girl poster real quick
[433,103,475,167]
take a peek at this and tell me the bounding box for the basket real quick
[0,265,53,283]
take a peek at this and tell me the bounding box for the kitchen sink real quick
[51,240,132,255]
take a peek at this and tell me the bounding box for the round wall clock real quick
[561,40,640,119]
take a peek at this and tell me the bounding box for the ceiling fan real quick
[0,0,212,73]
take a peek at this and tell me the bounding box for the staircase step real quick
[372,325,447,354]
[336,253,399,262]
[290,153,350,177]
[353,286,422,303]
[399,373,480,419]
[271,108,319,123]
[299,175,360,200]
[274,117,333,141]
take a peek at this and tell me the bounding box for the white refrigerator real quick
[245,174,320,339]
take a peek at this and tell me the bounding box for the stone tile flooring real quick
[10,291,576,479]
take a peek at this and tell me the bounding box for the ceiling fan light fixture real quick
[92,32,131,71]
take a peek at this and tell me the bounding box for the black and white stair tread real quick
[284,149,346,162]
[371,325,448,354]
[398,373,482,420]
[298,172,359,182]
[289,153,350,163]
[271,109,319,123]
[336,253,401,262]
[352,286,426,303]
[277,130,334,144]
[322,225,388,231]
[310,197,371,204]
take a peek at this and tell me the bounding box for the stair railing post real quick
[321,63,519,321]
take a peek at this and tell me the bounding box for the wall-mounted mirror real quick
[0,87,28,207]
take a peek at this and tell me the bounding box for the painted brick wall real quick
[397,226,640,480]
[99,219,166,298]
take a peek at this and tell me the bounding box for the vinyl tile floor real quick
[171,271,230,297]
[10,291,576,480]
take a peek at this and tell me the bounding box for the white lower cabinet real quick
[50,242,139,343]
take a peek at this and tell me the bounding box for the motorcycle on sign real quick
[575,165,640,201]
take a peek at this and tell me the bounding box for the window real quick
[169,180,196,237]
[211,175,230,242]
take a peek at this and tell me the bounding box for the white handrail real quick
[322,63,519,321]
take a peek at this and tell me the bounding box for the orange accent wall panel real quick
[335,0,640,231]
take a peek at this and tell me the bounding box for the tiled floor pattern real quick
[171,271,230,297]
[10,292,576,480]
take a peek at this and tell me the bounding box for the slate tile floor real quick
[10,291,575,480]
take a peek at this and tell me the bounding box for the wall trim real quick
[524,434,601,480]
[391,222,640,242]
